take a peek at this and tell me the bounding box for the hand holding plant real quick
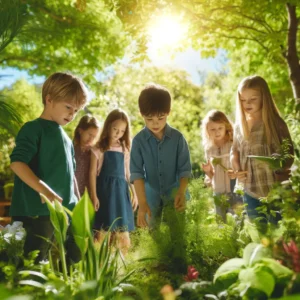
[248,138,294,172]
[210,157,228,171]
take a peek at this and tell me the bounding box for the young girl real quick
[231,75,294,221]
[73,115,101,198]
[89,108,137,255]
[201,110,241,222]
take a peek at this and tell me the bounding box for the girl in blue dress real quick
[89,108,137,255]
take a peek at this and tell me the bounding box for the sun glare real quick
[148,15,188,51]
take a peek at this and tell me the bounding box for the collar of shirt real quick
[144,123,172,142]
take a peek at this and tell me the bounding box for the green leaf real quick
[213,258,245,287]
[243,243,272,267]
[41,195,68,245]
[71,190,95,256]
[239,266,275,297]
[256,258,294,283]
[247,155,282,170]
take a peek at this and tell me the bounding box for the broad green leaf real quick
[248,155,282,170]
[41,195,68,245]
[71,191,95,256]
[239,266,275,297]
[243,243,272,267]
[256,258,294,283]
[214,258,245,287]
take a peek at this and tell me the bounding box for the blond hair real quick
[202,110,233,149]
[236,75,282,146]
[73,115,101,146]
[96,108,131,152]
[42,72,88,107]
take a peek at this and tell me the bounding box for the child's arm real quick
[125,151,138,211]
[74,177,81,201]
[89,150,100,211]
[130,138,151,227]
[133,179,151,227]
[201,161,214,179]
[201,152,213,184]
[230,149,247,180]
[174,177,189,211]
[175,135,192,211]
[10,162,62,203]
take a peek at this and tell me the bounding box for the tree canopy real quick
[116,0,300,99]
[0,0,130,85]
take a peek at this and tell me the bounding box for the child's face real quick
[207,121,226,143]
[142,113,168,138]
[239,88,262,117]
[47,98,80,126]
[109,119,127,143]
[79,127,99,148]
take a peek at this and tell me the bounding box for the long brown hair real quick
[236,75,282,146]
[73,115,100,145]
[202,110,233,149]
[97,108,131,152]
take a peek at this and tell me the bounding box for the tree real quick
[88,64,205,164]
[115,0,300,100]
[0,0,130,85]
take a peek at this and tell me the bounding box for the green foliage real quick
[0,79,42,181]
[70,191,95,258]
[214,242,294,298]
[115,0,300,99]
[0,0,28,53]
[125,178,241,299]
[0,0,129,85]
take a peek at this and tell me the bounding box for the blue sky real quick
[0,48,226,90]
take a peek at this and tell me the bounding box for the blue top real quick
[130,124,192,208]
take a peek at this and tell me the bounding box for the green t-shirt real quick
[10,118,78,216]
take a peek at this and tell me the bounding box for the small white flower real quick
[11,221,23,229]
[15,231,25,241]
[4,233,12,243]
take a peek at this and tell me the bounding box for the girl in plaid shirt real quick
[231,75,294,222]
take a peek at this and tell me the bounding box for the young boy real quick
[130,83,192,227]
[10,72,87,263]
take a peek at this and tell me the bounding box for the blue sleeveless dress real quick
[94,151,134,232]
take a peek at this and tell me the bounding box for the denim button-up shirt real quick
[130,124,192,211]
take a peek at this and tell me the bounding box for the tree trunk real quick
[286,3,300,100]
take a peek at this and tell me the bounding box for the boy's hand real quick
[40,184,63,203]
[174,192,186,212]
[137,203,151,228]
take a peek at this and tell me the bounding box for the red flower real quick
[184,265,199,281]
[283,240,300,273]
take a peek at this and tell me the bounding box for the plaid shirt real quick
[232,119,292,198]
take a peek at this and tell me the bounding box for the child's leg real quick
[12,216,54,263]
[115,231,131,256]
[94,229,108,244]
